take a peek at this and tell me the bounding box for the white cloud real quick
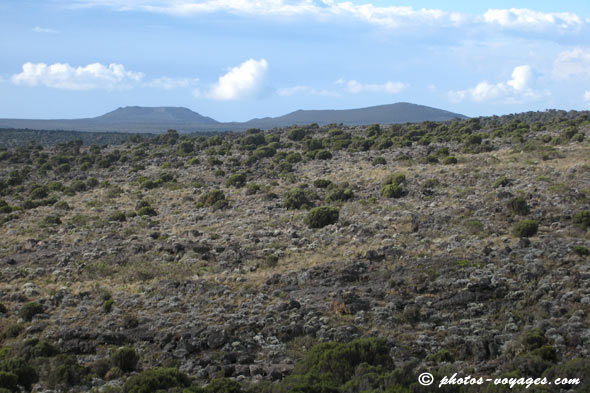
[482,8,583,31]
[33,26,58,34]
[207,58,268,100]
[553,48,590,80]
[70,1,588,33]
[276,85,338,97]
[11,62,144,90]
[584,91,590,104]
[337,79,407,94]
[146,76,199,89]
[449,65,541,103]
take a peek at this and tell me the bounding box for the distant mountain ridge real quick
[0,103,467,133]
[94,106,218,125]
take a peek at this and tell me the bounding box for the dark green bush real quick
[124,367,191,393]
[372,156,386,165]
[513,219,538,238]
[245,183,260,195]
[283,188,310,210]
[137,206,157,216]
[493,176,510,188]
[280,337,393,392]
[382,172,406,186]
[314,149,333,160]
[0,372,17,392]
[443,156,458,165]
[29,186,48,200]
[0,358,38,391]
[19,302,43,321]
[111,346,139,373]
[198,190,226,208]
[507,196,530,215]
[0,304,6,314]
[47,354,88,389]
[71,180,87,192]
[304,206,339,228]
[103,299,114,313]
[381,184,404,198]
[326,186,353,202]
[108,211,127,222]
[226,173,247,188]
[287,127,307,141]
[573,210,590,230]
[31,340,60,358]
[313,179,332,188]
[573,245,590,256]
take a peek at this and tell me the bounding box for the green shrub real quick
[103,299,114,313]
[283,188,310,210]
[19,302,43,321]
[573,245,590,256]
[443,156,458,165]
[124,368,191,393]
[285,152,302,163]
[71,180,87,192]
[287,127,307,141]
[226,173,247,188]
[188,157,200,165]
[313,179,332,189]
[382,172,406,186]
[31,340,60,358]
[137,206,157,216]
[573,210,590,230]
[111,346,139,373]
[201,378,245,393]
[465,134,482,145]
[381,184,404,198]
[198,190,226,208]
[304,206,339,228]
[493,176,510,188]
[507,196,530,215]
[372,156,386,165]
[3,324,22,339]
[0,372,17,392]
[54,201,70,211]
[245,183,260,195]
[108,211,126,222]
[29,186,48,200]
[280,337,392,391]
[314,149,333,160]
[326,186,353,202]
[47,354,88,389]
[0,304,6,314]
[513,219,538,238]
[426,349,455,363]
[0,358,38,391]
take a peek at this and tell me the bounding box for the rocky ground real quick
[0,111,589,392]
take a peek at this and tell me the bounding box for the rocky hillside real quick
[0,110,589,392]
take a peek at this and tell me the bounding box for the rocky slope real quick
[0,111,589,392]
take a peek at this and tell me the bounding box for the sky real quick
[1,0,590,121]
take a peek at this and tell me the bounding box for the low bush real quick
[513,219,539,238]
[304,206,339,228]
[226,173,247,188]
[283,188,311,210]
[507,196,530,215]
[19,302,43,321]
[124,368,192,393]
[111,346,139,373]
[573,210,590,230]
[381,184,404,198]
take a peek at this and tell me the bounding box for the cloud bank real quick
[71,1,587,34]
[11,62,144,90]
[448,65,541,103]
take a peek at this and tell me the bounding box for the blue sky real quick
[1,0,590,121]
